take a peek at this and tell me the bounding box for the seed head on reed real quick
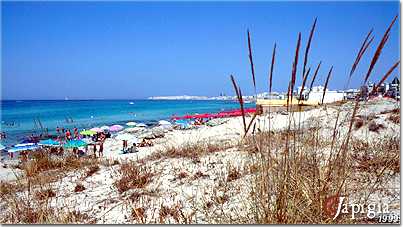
[347,29,374,87]
[230,74,247,134]
[247,29,256,93]
[238,87,247,134]
[287,32,302,107]
[364,15,398,84]
[269,43,277,94]
[371,60,400,94]
[302,17,317,80]
[321,66,333,104]
[299,67,311,101]
[308,61,321,92]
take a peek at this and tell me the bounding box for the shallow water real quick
[0,99,253,146]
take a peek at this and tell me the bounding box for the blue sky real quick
[2,1,400,100]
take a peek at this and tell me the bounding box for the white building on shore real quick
[298,86,345,103]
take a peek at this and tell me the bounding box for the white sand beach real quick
[0,97,400,224]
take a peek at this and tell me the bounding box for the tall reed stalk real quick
[321,66,333,105]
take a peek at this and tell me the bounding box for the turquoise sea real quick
[0,100,253,146]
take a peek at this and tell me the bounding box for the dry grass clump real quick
[353,114,380,130]
[20,151,99,180]
[215,194,229,205]
[132,207,146,223]
[177,171,188,180]
[35,189,56,201]
[100,159,120,167]
[241,126,399,224]
[74,183,86,193]
[354,117,364,130]
[14,150,101,190]
[159,204,181,223]
[388,114,400,124]
[0,181,17,197]
[158,203,193,224]
[85,165,100,178]
[21,152,64,177]
[367,120,385,133]
[1,190,95,224]
[227,168,241,182]
[145,141,232,163]
[351,137,400,174]
[114,162,154,193]
[380,108,400,115]
[384,108,400,124]
[163,142,231,161]
[192,170,209,180]
[5,200,56,223]
[128,190,157,203]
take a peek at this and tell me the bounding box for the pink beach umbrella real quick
[90,127,103,133]
[109,125,124,132]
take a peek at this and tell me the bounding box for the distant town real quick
[148,77,400,102]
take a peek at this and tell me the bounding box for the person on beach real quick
[93,144,97,158]
[101,132,106,142]
[73,147,78,158]
[65,130,70,141]
[56,126,60,135]
[74,128,78,139]
[122,140,128,151]
[99,142,103,157]
[8,151,13,159]
[29,134,34,142]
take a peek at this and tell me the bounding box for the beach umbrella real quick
[80,130,97,136]
[136,123,147,127]
[14,143,36,147]
[175,119,189,124]
[109,125,124,132]
[100,125,110,131]
[64,139,87,149]
[124,127,144,133]
[126,122,137,126]
[0,143,5,150]
[116,134,139,143]
[90,127,103,133]
[8,144,38,153]
[38,139,60,146]
[158,120,171,125]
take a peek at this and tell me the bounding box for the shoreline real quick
[0,100,255,147]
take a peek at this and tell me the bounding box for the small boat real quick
[129,102,134,105]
